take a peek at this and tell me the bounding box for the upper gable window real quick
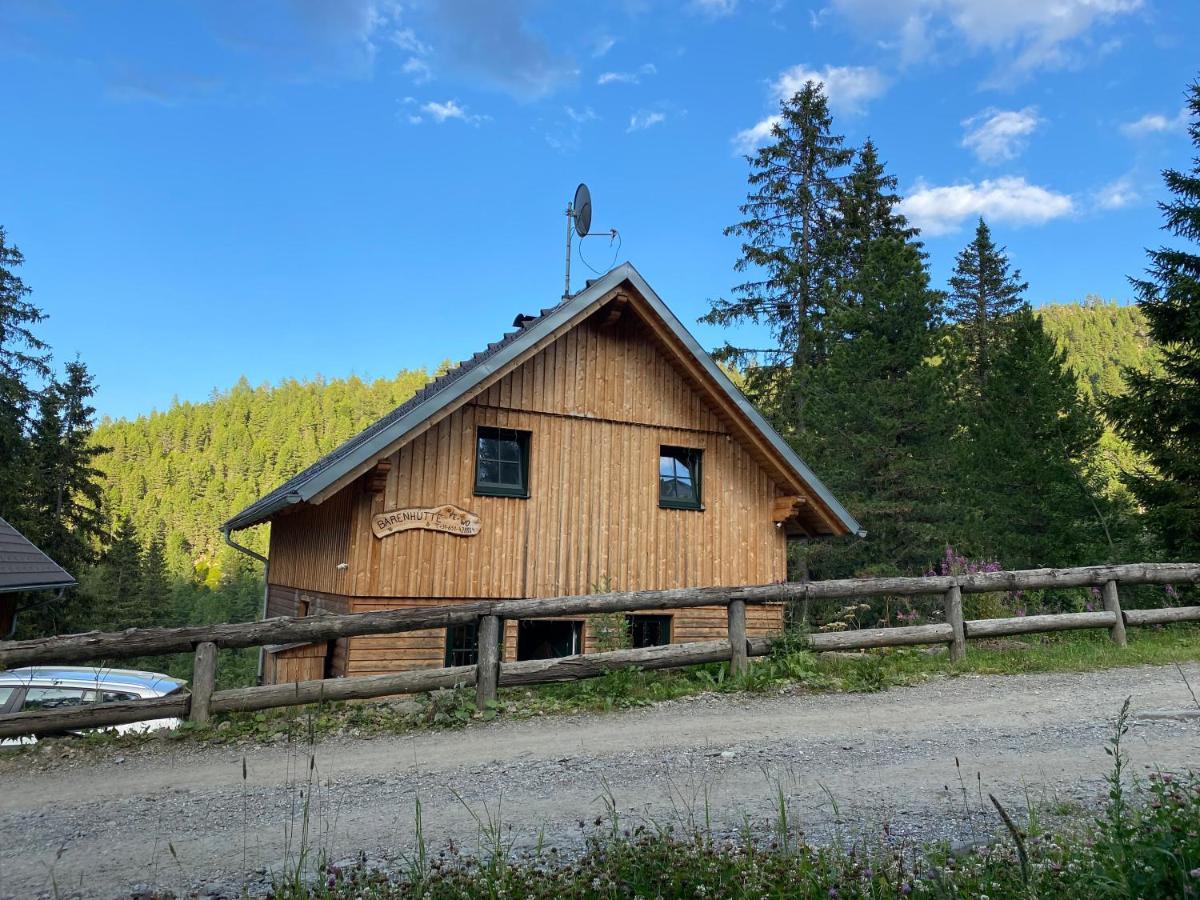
[659,446,702,510]
[475,426,531,498]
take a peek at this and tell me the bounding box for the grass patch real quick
[274,701,1200,898]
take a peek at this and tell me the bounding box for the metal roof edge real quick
[0,578,77,596]
[224,261,861,538]
[223,265,635,533]
[617,265,863,537]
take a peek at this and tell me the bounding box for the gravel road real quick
[2,663,1199,899]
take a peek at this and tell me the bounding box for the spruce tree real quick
[139,534,171,627]
[90,516,143,630]
[833,139,917,291]
[946,219,1028,398]
[967,309,1116,567]
[702,82,853,438]
[0,227,49,523]
[803,157,950,576]
[24,361,106,574]
[1107,80,1200,559]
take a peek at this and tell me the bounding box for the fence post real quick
[727,599,749,677]
[475,614,501,711]
[1101,580,1128,648]
[189,641,217,724]
[944,585,966,662]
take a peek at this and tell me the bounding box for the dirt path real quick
[2,663,1199,898]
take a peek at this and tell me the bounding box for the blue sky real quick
[2,0,1196,421]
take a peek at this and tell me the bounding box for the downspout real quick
[4,586,70,640]
[222,526,270,683]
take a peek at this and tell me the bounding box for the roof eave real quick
[224,261,861,538]
[0,578,77,595]
[615,266,863,537]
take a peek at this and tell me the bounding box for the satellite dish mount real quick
[564,183,592,298]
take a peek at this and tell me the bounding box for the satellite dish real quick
[573,183,592,237]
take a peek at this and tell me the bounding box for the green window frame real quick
[445,622,479,667]
[627,614,672,648]
[474,426,531,498]
[659,445,703,510]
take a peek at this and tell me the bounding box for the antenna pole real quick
[563,203,573,299]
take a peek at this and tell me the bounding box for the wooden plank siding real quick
[266,309,791,676]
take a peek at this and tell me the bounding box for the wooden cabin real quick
[224,264,860,681]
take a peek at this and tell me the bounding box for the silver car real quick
[0,666,187,742]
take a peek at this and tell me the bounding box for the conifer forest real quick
[2,78,1198,687]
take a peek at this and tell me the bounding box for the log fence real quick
[0,562,1197,740]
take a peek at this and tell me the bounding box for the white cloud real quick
[961,107,1041,163]
[898,176,1074,235]
[391,27,430,56]
[597,63,657,85]
[1094,175,1139,210]
[733,64,886,154]
[772,64,887,114]
[692,0,738,17]
[1120,107,1189,137]
[565,105,598,123]
[627,110,666,132]
[732,115,781,154]
[593,35,616,58]
[402,57,432,83]
[405,98,487,125]
[830,0,1141,81]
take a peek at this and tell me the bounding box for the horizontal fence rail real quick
[2,562,1197,670]
[0,562,1197,739]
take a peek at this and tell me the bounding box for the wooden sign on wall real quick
[372,504,482,539]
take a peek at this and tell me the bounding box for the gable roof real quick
[224,262,862,537]
[0,517,77,594]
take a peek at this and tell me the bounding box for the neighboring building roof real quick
[0,517,76,594]
[224,262,862,537]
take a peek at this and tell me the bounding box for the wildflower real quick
[1191,867,1200,878]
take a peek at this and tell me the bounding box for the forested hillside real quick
[1038,299,1158,402]
[92,369,439,579]
[81,297,1155,582]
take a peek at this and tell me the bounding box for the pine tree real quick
[139,534,171,627]
[702,82,853,438]
[55,359,107,565]
[23,361,106,574]
[90,516,143,630]
[946,219,1028,398]
[833,139,918,291]
[803,182,951,576]
[1107,79,1200,559]
[0,227,49,383]
[965,309,1117,567]
[0,227,49,523]
[24,386,68,550]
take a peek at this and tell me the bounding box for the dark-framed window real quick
[516,619,583,660]
[475,426,531,498]
[659,446,702,509]
[445,622,479,667]
[627,614,672,648]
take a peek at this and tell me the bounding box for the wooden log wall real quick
[266,311,796,675]
[268,313,790,605]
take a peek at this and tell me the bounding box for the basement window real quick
[475,426,531,498]
[627,614,672,648]
[659,446,703,510]
[516,620,583,660]
[445,622,479,667]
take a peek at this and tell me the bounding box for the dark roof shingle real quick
[0,517,77,594]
